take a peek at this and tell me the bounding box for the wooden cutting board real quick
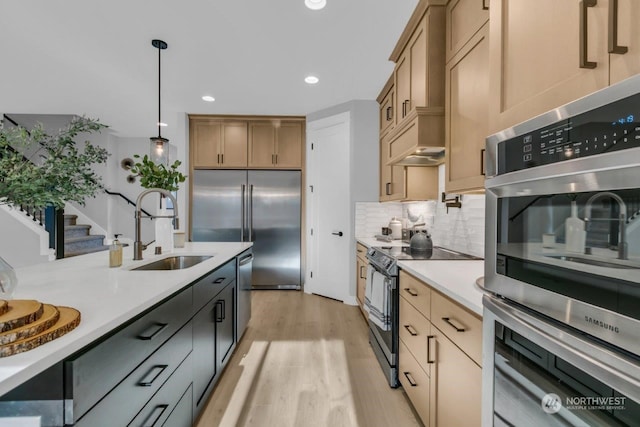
[0,300,8,316]
[0,307,81,357]
[0,304,60,345]
[0,300,43,332]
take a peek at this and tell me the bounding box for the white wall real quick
[0,206,52,268]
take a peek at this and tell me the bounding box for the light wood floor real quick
[195,291,422,427]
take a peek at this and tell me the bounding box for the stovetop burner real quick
[373,245,482,261]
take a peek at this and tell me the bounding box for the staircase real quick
[64,215,109,258]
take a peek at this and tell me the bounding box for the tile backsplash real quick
[355,165,486,258]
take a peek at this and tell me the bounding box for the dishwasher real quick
[237,249,253,340]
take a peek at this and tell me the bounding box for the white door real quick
[306,113,351,302]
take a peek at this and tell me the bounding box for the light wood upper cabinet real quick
[609,0,640,84]
[445,23,489,194]
[378,76,395,136]
[190,120,247,168]
[393,4,446,124]
[488,0,640,135]
[248,121,303,169]
[445,0,489,62]
[379,133,406,201]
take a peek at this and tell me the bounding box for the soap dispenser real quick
[565,201,586,253]
[109,234,123,268]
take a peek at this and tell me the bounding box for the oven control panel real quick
[497,92,640,175]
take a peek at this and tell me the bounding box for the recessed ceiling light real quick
[157,122,168,127]
[305,0,326,10]
[202,95,215,102]
[305,75,319,84]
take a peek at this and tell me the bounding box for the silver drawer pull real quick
[442,317,465,332]
[404,288,418,297]
[142,404,169,427]
[403,372,417,387]
[403,324,418,336]
[138,364,168,387]
[137,322,168,340]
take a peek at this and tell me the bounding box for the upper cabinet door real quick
[191,120,222,168]
[395,53,412,122]
[445,24,489,194]
[220,122,248,168]
[488,0,609,134]
[248,122,275,168]
[409,20,428,109]
[609,0,640,84]
[379,86,395,135]
[445,0,489,63]
[275,122,303,169]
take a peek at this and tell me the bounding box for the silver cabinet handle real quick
[404,324,418,336]
[403,372,417,387]
[442,317,466,332]
[248,184,254,242]
[608,0,628,54]
[239,253,254,266]
[142,404,169,427]
[579,0,598,69]
[241,184,246,242]
[138,364,168,387]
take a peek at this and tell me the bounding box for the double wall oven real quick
[483,74,640,425]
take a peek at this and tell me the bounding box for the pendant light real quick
[150,39,169,165]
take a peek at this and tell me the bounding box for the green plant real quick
[0,116,109,210]
[130,154,186,192]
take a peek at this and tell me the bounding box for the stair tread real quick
[65,245,110,258]
[64,224,91,230]
[64,235,105,243]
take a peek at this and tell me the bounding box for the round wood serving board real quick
[0,307,81,357]
[0,304,60,345]
[0,300,8,316]
[0,300,44,332]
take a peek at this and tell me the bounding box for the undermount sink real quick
[131,255,213,271]
[543,254,640,269]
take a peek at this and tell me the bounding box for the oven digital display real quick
[497,93,640,175]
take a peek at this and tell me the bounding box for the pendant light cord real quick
[157,43,162,139]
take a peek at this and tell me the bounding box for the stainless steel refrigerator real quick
[191,170,301,290]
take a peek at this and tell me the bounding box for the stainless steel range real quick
[366,245,480,387]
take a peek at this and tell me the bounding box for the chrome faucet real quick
[584,191,627,260]
[134,188,179,260]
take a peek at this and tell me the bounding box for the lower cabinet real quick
[60,257,242,426]
[398,269,482,427]
[193,280,236,411]
[355,242,368,318]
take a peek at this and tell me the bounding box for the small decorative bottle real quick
[109,234,123,268]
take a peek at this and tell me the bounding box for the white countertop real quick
[398,260,485,316]
[0,242,252,396]
[356,237,407,249]
[356,238,485,316]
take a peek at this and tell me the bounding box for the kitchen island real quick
[0,241,252,425]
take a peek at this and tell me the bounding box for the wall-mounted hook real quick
[441,192,462,213]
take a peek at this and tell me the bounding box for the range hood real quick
[393,147,445,166]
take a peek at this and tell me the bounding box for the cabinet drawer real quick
[193,259,236,314]
[399,270,430,319]
[128,353,193,427]
[399,296,431,375]
[398,340,430,424]
[431,290,482,365]
[66,287,193,422]
[76,322,193,426]
[356,242,368,262]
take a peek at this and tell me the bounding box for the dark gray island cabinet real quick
[0,254,250,426]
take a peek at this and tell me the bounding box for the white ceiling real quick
[1,0,418,140]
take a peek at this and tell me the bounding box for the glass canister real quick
[0,257,18,299]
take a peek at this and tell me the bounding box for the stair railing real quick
[104,189,154,219]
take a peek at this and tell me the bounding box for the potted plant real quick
[129,154,186,192]
[0,116,109,210]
